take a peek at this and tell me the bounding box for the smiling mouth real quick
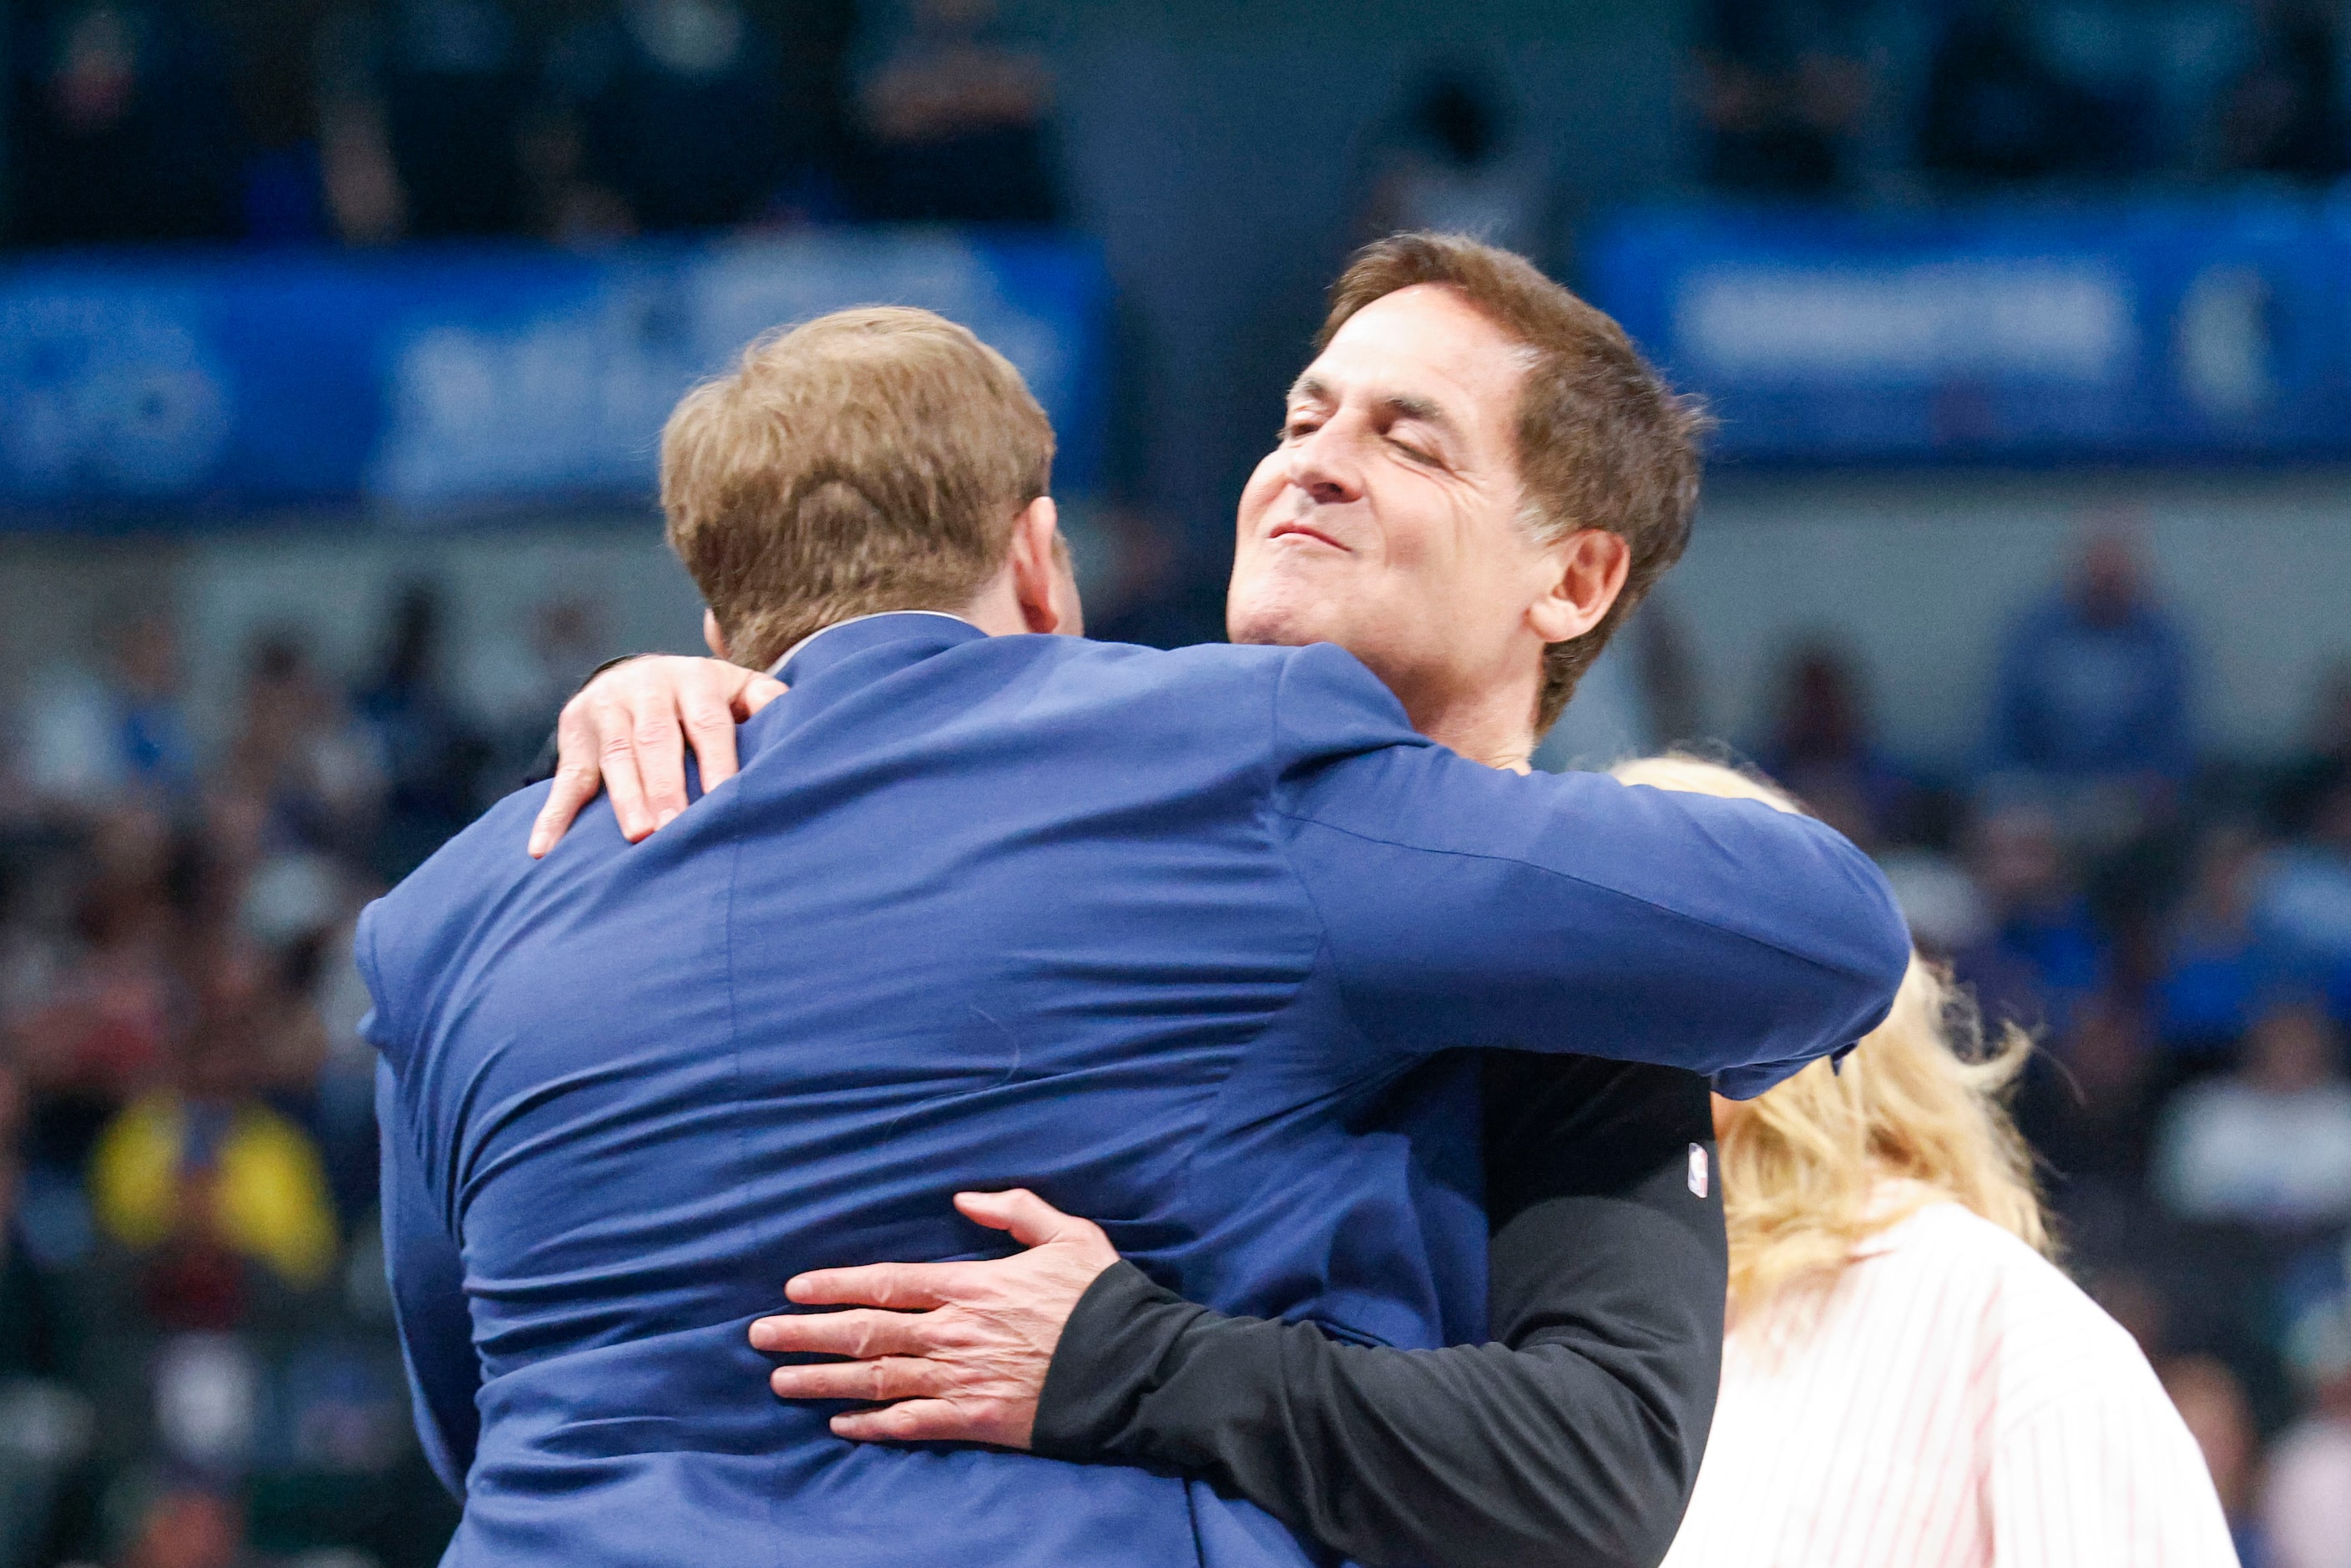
[1267,522,1347,551]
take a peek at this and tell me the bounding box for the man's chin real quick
[1228,603,1340,651]
[1226,562,1359,650]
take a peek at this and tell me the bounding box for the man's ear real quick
[703,609,730,660]
[1007,497,1078,635]
[1529,529,1630,644]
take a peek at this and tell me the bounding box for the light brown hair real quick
[1320,233,1709,731]
[661,306,1054,670]
[1610,755,2050,1327]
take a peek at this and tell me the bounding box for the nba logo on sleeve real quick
[1687,1143,1708,1198]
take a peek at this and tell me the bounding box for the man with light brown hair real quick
[371,234,1904,1568]
[663,306,1076,675]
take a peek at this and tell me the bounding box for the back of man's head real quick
[663,306,1054,670]
[1320,234,1706,731]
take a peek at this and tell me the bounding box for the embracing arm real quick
[519,648,1904,1098]
[1274,644,1908,1096]
[1031,1056,1722,1568]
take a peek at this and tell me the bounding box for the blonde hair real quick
[662,306,1054,671]
[1610,755,2050,1319]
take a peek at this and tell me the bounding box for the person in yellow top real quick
[89,1090,338,1292]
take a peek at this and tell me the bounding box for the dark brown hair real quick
[1320,233,1708,731]
[662,306,1054,670]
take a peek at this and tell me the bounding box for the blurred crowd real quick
[0,586,607,1568]
[1695,0,2351,196]
[1684,523,2351,1567]
[13,0,2351,256]
[3,0,1063,250]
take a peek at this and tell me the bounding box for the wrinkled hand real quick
[749,1189,1118,1449]
[527,655,786,857]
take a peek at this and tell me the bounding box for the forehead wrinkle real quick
[1295,372,1467,444]
[1380,392,1450,430]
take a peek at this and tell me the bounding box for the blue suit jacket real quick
[362,614,1908,1567]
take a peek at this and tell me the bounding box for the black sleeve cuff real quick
[1031,1260,1212,1462]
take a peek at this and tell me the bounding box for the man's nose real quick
[1285,425,1363,507]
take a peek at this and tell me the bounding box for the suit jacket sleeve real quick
[1270,643,1909,1097]
[361,903,481,1500]
[1031,1055,1726,1568]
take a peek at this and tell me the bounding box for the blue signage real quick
[1584,198,2351,464]
[0,232,1109,521]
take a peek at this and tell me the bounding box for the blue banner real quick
[1584,198,2351,464]
[0,232,1109,521]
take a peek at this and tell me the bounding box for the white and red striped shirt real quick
[1662,1185,2237,1567]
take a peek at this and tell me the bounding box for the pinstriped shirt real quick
[1663,1186,2238,1567]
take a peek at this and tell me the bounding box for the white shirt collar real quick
[766,610,981,677]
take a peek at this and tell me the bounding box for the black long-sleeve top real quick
[1031,1054,1726,1568]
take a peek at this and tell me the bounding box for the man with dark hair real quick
[1286,232,1706,735]
[368,236,1908,1567]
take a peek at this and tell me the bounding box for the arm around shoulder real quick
[1267,644,1909,1093]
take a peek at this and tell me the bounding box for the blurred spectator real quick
[318,0,533,243]
[1693,0,1876,195]
[212,0,334,244]
[2213,0,2349,183]
[855,0,1059,224]
[1917,0,2121,183]
[772,0,861,208]
[544,0,789,235]
[216,630,383,863]
[2013,984,2156,1187]
[1752,640,1916,850]
[0,1065,59,1377]
[0,1060,95,1568]
[2161,1353,2268,1564]
[2271,658,2351,838]
[10,807,185,1159]
[1957,797,2111,1036]
[87,932,335,1316]
[2156,1000,2351,1228]
[18,611,197,816]
[1986,525,2194,807]
[353,585,489,880]
[2256,777,2351,1000]
[2264,1288,2351,1568]
[7,0,245,246]
[1357,67,1547,258]
[118,1485,247,1568]
[2155,822,2269,1066]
